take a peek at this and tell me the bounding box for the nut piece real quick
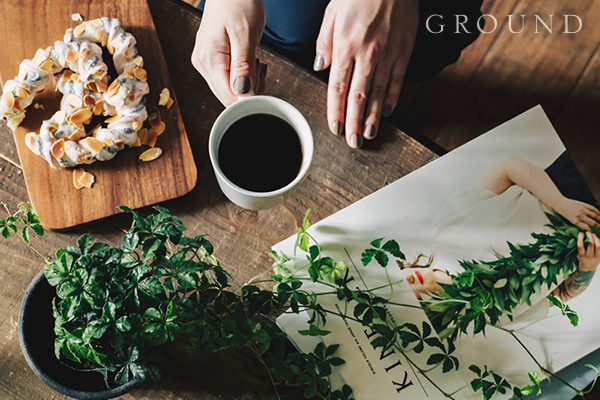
[67,94,83,107]
[141,129,159,147]
[83,95,96,106]
[50,139,65,159]
[68,108,93,125]
[148,107,161,127]
[68,130,84,141]
[83,137,105,153]
[73,23,86,37]
[104,114,120,123]
[158,88,171,106]
[139,147,162,162]
[3,91,15,109]
[66,49,79,63]
[38,59,54,72]
[73,168,86,189]
[79,171,96,188]
[92,99,104,115]
[133,67,147,81]
[150,122,165,136]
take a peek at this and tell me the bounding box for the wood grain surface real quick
[0,0,197,230]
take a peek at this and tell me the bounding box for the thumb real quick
[229,34,258,96]
[314,10,334,71]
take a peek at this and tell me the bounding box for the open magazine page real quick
[274,106,600,399]
[276,204,471,399]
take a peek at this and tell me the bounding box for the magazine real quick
[274,105,600,399]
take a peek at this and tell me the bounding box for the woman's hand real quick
[191,0,267,106]
[554,197,600,230]
[578,231,600,271]
[314,0,419,148]
[552,231,599,301]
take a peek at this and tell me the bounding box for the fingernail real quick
[349,133,362,148]
[313,54,324,71]
[233,76,251,94]
[364,124,376,139]
[331,121,341,136]
[382,104,393,118]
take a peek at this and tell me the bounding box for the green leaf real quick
[298,324,332,337]
[381,239,405,260]
[374,251,389,267]
[370,238,384,248]
[361,248,378,267]
[21,225,30,244]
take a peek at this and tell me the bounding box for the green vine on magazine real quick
[3,203,599,399]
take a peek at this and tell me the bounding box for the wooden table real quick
[0,0,437,398]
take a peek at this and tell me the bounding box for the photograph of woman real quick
[401,152,600,326]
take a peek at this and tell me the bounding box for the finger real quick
[191,31,237,105]
[586,231,594,255]
[327,53,353,138]
[314,6,334,72]
[344,60,374,148]
[381,57,407,118]
[578,231,586,256]
[362,62,389,141]
[594,234,600,256]
[229,28,259,97]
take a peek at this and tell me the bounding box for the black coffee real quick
[218,113,303,192]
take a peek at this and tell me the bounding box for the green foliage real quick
[547,295,579,327]
[361,237,406,267]
[0,202,44,244]
[422,211,584,341]
[469,365,512,400]
[34,206,592,400]
[44,206,350,398]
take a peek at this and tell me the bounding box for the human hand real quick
[554,197,600,230]
[577,231,600,271]
[314,0,419,148]
[191,0,267,106]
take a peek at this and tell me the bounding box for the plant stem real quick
[250,343,282,400]
[507,330,584,396]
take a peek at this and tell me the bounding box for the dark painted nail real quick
[233,76,251,94]
[349,133,362,149]
[382,104,393,118]
[364,124,376,139]
[313,54,324,71]
[331,121,341,136]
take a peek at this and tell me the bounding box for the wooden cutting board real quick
[0,0,197,230]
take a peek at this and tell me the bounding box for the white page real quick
[274,106,600,399]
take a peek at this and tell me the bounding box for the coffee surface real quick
[218,113,303,192]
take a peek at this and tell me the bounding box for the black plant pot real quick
[18,269,140,400]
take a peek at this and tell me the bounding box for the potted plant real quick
[5,202,600,400]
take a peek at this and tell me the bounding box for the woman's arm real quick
[473,156,600,230]
[552,232,600,302]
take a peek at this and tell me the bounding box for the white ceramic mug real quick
[208,96,314,210]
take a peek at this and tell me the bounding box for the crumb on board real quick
[71,13,84,21]
[158,88,174,108]
[73,168,95,189]
[139,147,162,162]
